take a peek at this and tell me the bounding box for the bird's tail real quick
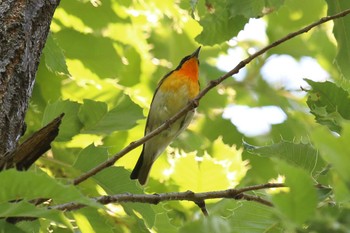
[130,150,152,185]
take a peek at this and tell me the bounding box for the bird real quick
[130,47,201,185]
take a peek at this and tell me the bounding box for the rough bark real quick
[0,0,60,156]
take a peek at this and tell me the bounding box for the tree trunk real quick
[0,0,60,156]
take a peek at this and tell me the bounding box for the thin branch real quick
[73,8,350,185]
[53,183,285,211]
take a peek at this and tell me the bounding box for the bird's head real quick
[175,46,201,80]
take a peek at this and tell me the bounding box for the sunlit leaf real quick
[79,95,143,133]
[55,29,122,79]
[42,99,83,141]
[42,33,70,76]
[73,145,156,228]
[72,208,117,233]
[172,153,230,192]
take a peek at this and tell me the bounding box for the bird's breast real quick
[159,74,199,100]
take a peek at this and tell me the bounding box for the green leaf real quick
[229,0,285,18]
[209,137,248,183]
[72,208,117,233]
[104,95,144,131]
[181,201,282,233]
[58,0,123,31]
[154,211,178,233]
[310,123,350,188]
[0,169,94,205]
[42,99,83,141]
[229,1,265,18]
[0,219,28,233]
[117,46,142,87]
[172,153,230,192]
[306,79,350,133]
[180,216,231,233]
[266,0,326,58]
[0,202,71,228]
[196,1,247,45]
[55,29,122,79]
[326,0,350,79]
[78,96,143,134]
[78,99,109,133]
[244,139,323,175]
[73,144,109,172]
[196,0,286,46]
[73,145,156,228]
[196,15,246,46]
[42,33,70,76]
[224,201,282,233]
[272,161,317,225]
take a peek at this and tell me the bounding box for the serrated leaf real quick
[181,201,282,232]
[78,96,143,134]
[73,145,155,228]
[196,4,247,45]
[306,79,350,133]
[227,201,282,233]
[0,169,95,206]
[42,99,83,141]
[43,33,70,76]
[172,153,230,192]
[154,211,178,233]
[326,0,350,79]
[244,140,322,175]
[272,161,317,225]
[210,137,248,184]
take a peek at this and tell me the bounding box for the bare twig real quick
[54,183,285,211]
[73,8,350,185]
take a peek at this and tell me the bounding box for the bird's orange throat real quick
[176,57,199,83]
[160,57,199,99]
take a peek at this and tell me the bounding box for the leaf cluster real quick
[2,0,350,232]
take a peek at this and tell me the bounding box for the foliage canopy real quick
[2,0,350,232]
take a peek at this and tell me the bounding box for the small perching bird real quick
[130,47,201,185]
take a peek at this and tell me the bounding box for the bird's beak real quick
[190,46,201,58]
